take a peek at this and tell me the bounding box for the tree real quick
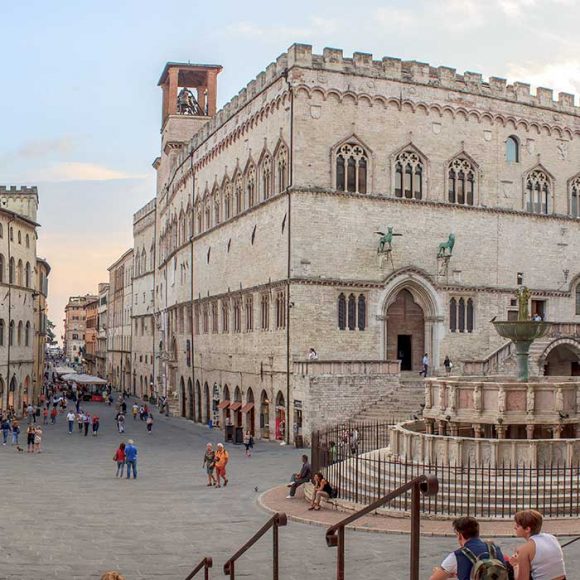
[46,319,58,346]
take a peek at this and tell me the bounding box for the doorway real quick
[397,335,413,371]
[531,300,546,320]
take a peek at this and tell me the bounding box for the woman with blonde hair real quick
[101,572,125,580]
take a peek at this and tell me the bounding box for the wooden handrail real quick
[223,512,287,579]
[326,474,438,580]
[184,556,212,580]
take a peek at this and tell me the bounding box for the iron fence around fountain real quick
[312,420,580,519]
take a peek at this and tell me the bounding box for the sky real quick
[1,0,579,341]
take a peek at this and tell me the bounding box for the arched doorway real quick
[139,375,143,397]
[245,387,255,436]
[8,375,17,409]
[260,390,270,439]
[233,386,242,427]
[380,273,442,372]
[275,391,286,440]
[204,382,210,424]
[222,384,231,427]
[196,380,202,422]
[542,340,580,376]
[180,377,186,417]
[188,378,194,419]
[23,375,30,406]
[0,377,4,411]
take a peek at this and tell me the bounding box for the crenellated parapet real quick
[133,198,156,224]
[0,186,38,195]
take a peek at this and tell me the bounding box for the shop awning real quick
[241,403,254,413]
[217,400,230,410]
[61,373,107,385]
[230,402,242,411]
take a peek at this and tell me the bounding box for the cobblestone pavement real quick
[1,401,579,579]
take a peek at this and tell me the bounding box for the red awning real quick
[230,402,242,411]
[241,403,254,413]
[217,400,230,410]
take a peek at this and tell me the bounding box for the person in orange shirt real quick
[214,443,229,488]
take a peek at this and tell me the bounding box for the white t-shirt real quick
[441,552,458,574]
[66,412,75,421]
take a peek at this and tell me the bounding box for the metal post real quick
[229,561,235,580]
[273,521,279,580]
[410,484,420,580]
[337,526,345,580]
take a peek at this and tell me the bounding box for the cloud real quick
[224,17,338,43]
[33,162,148,182]
[505,60,580,100]
[16,136,76,159]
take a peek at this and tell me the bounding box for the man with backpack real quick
[430,517,511,580]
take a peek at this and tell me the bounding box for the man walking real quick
[420,353,429,377]
[83,413,91,436]
[66,410,76,434]
[125,439,138,479]
[286,454,312,498]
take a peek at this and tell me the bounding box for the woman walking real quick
[34,426,43,453]
[92,414,100,436]
[26,424,35,453]
[203,443,216,486]
[11,420,20,446]
[113,442,126,478]
[243,430,253,457]
[146,414,154,433]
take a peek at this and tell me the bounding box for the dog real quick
[16,445,24,453]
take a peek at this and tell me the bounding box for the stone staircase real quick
[351,377,425,423]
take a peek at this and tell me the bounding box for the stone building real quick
[107,250,133,392]
[63,295,95,364]
[32,258,50,402]
[0,186,45,414]
[131,200,156,398]
[84,297,98,375]
[96,282,109,379]
[139,44,580,442]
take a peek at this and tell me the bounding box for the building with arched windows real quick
[0,186,47,415]
[100,45,580,441]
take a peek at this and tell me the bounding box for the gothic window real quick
[25,321,30,347]
[569,176,580,218]
[17,260,23,286]
[336,143,368,194]
[9,227,13,242]
[0,224,3,238]
[196,209,202,235]
[224,180,232,220]
[9,320,14,346]
[276,144,288,193]
[202,304,209,334]
[449,297,475,333]
[449,298,457,332]
[576,286,580,316]
[221,299,229,333]
[204,202,211,230]
[235,174,243,214]
[211,302,218,333]
[245,294,254,331]
[25,262,31,287]
[357,295,366,330]
[246,165,256,208]
[338,293,346,330]
[0,319,4,346]
[233,297,242,333]
[261,294,269,330]
[347,294,356,330]
[17,231,21,244]
[214,196,220,226]
[17,321,22,346]
[25,234,29,248]
[394,149,423,199]
[275,289,286,329]
[261,154,272,200]
[0,254,4,283]
[448,157,476,205]
[525,168,550,215]
[506,136,519,163]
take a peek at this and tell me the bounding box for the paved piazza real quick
[1,402,580,579]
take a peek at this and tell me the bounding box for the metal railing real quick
[326,474,438,580]
[222,513,287,579]
[185,556,212,580]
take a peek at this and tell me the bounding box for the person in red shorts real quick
[214,443,229,488]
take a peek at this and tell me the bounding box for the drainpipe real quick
[189,155,196,421]
[6,217,14,412]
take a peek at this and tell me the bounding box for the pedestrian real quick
[139,405,145,421]
[214,443,229,488]
[50,406,58,424]
[92,414,100,436]
[42,407,49,425]
[420,353,429,377]
[11,420,20,445]
[83,413,91,436]
[121,400,127,414]
[66,410,76,434]
[132,403,138,420]
[444,355,453,376]
[243,430,253,457]
[77,411,83,432]
[27,404,35,425]
[34,426,43,453]
[113,442,126,478]
[26,424,35,453]
[203,443,216,486]
[1,417,11,445]
[308,347,319,360]
[286,454,312,499]
[429,517,509,580]
[511,509,566,580]
[143,404,149,420]
[146,414,153,433]
[125,439,137,479]
[116,412,125,433]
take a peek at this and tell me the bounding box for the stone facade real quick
[63,295,95,363]
[103,44,580,440]
[0,186,46,414]
[96,283,108,378]
[84,297,98,375]
[107,250,133,391]
[32,258,50,402]
[131,200,156,398]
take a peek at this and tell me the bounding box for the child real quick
[113,443,126,478]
